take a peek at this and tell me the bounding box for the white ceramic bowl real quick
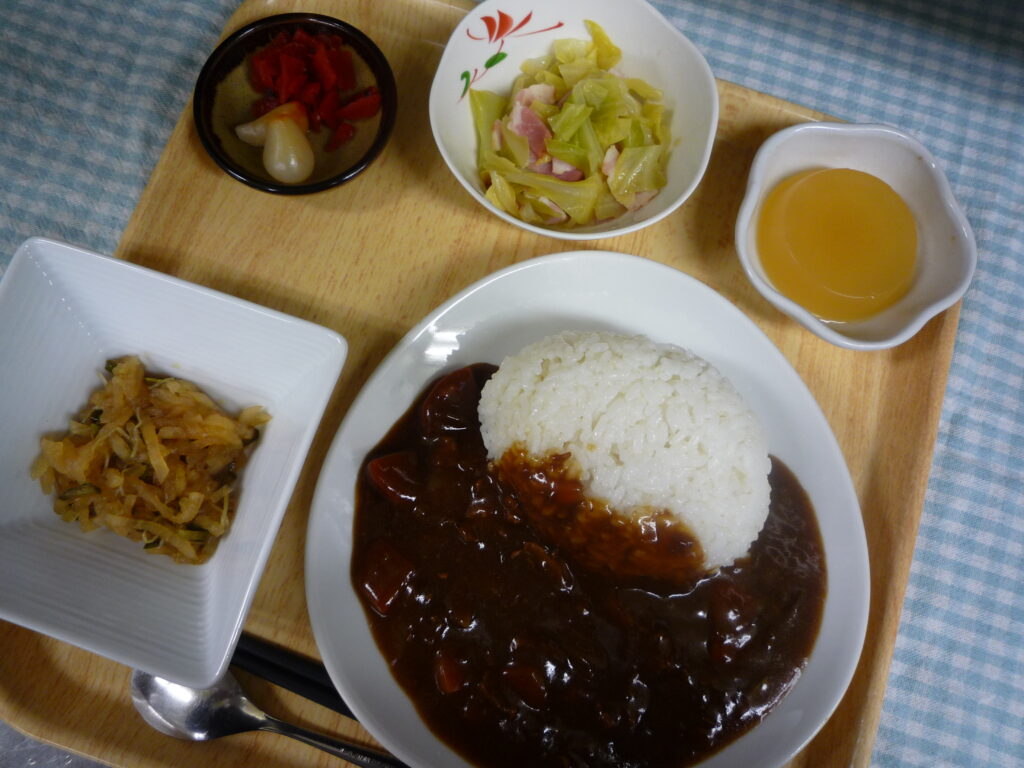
[307,251,869,768]
[0,238,346,687]
[735,122,976,350]
[429,0,718,240]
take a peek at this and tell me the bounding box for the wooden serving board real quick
[0,0,958,766]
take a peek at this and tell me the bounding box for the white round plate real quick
[306,250,869,768]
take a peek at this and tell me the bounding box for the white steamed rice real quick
[477,331,770,570]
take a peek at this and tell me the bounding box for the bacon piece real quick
[515,83,556,107]
[508,84,557,162]
[509,101,552,162]
[551,157,584,181]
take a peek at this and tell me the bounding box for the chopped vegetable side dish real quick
[31,357,270,564]
[471,20,670,228]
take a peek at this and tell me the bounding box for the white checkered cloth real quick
[0,0,1021,765]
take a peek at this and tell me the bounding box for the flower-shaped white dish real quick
[307,251,869,768]
[0,237,346,687]
[735,122,976,350]
[429,0,718,240]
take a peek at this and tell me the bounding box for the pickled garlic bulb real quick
[235,102,314,184]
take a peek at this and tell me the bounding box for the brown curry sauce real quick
[352,364,826,767]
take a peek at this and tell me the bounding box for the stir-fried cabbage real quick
[30,357,270,564]
[470,20,670,228]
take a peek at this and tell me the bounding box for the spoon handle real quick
[260,715,407,767]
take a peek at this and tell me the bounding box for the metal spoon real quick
[130,668,405,767]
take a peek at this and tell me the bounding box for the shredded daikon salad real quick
[470,20,670,228]
[31,356,270,564]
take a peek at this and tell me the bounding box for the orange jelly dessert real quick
[756,168,917,323]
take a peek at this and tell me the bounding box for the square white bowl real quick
[0,238,346,687]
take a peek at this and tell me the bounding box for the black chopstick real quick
[231,631,355,720]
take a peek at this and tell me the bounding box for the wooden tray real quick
[0,0,958,765]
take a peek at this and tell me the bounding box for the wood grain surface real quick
[0,0,958,766]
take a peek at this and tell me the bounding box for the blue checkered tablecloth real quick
[1,1,1021,766]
